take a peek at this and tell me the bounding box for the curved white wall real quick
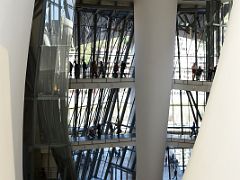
[183,1,240,180]
[0,1,34,179]
[0,47,15,179]
[135,0,177,179]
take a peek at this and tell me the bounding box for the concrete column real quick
[0,1,34,179]
[135,0,177,179]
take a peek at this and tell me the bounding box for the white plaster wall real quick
[183,1,240,180]
[0,47,15,180]
[0,1,35,179]
[134,0,177,179]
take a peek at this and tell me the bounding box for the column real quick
[0,1,35,179]
[135,0,177,179]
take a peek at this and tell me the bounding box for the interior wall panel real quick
[0,1,35,179]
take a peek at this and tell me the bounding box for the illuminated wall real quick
[0,1,34,179]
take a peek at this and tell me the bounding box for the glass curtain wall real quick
[24,0,76,179]
[68,7,136,179]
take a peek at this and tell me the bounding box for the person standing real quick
[191,62,197,80]
[120,61,126,78]
[82,60,87,78]
[113,62,119,78]
[98,61,105,78]
[196,66,203,81]
[165,155,168,167]
[90,60,98,78]
[74,61,80,79]
[69,61,73,77]
[207,66,213,81]
[190,122,197,138]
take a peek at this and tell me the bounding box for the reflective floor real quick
[163,166,183,180]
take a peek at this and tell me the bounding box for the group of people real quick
[113,61,127,78]
[69,60,81,79]
[88,124,102,140]
[191,63,203,81]
[87,123,122,140]
[191,62,217,81]
[69,60,127,79]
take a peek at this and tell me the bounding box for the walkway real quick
[69,133,194,150]
[69,78,135,89]
[172,79,212,92]
[69,78,212,92]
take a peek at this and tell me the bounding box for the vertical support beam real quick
[102,90,115,134]
[104,148,116,180]
[115,18,127,64]
[84,89,93,135]
[116,89,121,128]
[182,148,185,173]
[88,149,99,179]
[135,0,177,179]
[105,89,118,134]
[176,16,182,79]
[104,14,113,77]
[176,17,184,134]
[120,147,128,166]
[187,91,202,121]
[93,12,97,63]
[75,150,83,176]
[215,0,221,64]
[93,89,103,126]
[123,26,134,63]
[73,6,81,126]
[77,10,81,65]
[194,11,199,126]
[131,154,136,171]
[81,150,91,180]
[221,4,224,46]
[195,10,198,67]
[186,91,198,127]
[206,0,215,74]
[167,147,171,180]
[119,89,131,124]
[180,90,184,135]
[94,149,104,178]
[129,112,136,133]
[73,89,79,137]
